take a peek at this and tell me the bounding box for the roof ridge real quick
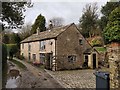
[38,23,74,34]
[21,23,75,43]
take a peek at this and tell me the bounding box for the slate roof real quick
[21,23,73,43]
[83,48,93,54]
[83,48,99,54]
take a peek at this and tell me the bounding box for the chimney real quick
[49,20,53,30]
[36,27,39,35]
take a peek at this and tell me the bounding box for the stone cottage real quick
[20,23,98,71]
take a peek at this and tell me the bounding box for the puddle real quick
[6,69,21,88]
[6,77,18,88]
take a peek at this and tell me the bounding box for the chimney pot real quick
[49,20,53,29]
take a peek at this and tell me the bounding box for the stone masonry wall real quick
[56,24,92,70]
[108,43,120,89]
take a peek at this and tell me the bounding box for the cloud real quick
[24,1,108,25]
[32,0,109,3]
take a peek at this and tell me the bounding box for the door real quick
[83,55,88,68]
[45,53,53,70]
[93,53,96,69]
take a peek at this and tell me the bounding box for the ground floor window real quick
[33,54,36,61]
[28,53,31,60]
[40,53,45,64]
[68,55,76,62]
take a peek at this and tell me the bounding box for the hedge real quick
[2,44,7,88]
[6,44,18,57]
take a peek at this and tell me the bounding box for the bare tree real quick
[49,17,64,27]
[79,3,99,38]
[19,22,32,40]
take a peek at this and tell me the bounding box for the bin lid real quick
[94,71,110,79]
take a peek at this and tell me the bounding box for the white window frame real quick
[39,41,46,51]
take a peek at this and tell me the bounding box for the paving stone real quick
[47,70,96,88]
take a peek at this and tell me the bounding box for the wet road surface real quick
[11,58,63,88]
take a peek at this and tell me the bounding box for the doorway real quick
[45,53,53,70]
[93,53,96,69]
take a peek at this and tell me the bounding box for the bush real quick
[90,37,103,47]
[104,7,120,43]
[17,55,24,60]
[15,51,24,60]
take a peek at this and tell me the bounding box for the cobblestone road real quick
[46,69,96,88]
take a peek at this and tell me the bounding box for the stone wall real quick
[108,43,120,89]
[56,24,92,70]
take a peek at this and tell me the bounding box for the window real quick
[40,53,45,64]
[33,54,36,61]
[79,39,83,45]
[68,55,76,62]
[49,41,53,45]
[28,43,31,51]
[22,44,24,49]
[39,41,46,50]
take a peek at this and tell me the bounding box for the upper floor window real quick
[22,43,24,49]
[79,39,83,45]
[49,41,53,45]
[39,41,46,51]
[28,43,31,51]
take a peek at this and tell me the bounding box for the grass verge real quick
[9,59,27,70]
[95,47,106,52]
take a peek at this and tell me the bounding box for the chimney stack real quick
[49,20,53,30]
[36,27,39,35]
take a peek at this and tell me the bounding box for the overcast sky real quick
[24,0,109,26]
